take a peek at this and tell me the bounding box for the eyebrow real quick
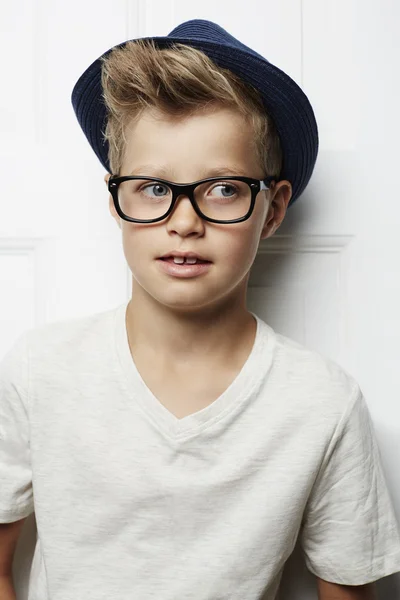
[127,165,250,179]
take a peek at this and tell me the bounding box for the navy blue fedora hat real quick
[71,19,319,207]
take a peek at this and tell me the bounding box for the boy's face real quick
[105,105,291,314]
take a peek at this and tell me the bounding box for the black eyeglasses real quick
[108,175,276,224]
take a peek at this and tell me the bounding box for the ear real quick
[105,172,121,230]
[260,180,292,240]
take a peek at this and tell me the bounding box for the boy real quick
[1,18,400,600]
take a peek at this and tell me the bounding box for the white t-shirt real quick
[1,301,400,600]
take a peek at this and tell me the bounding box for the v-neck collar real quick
[113,300,275,441]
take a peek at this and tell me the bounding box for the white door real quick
[2,1,399,598]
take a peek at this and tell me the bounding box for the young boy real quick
[1,18,400,600]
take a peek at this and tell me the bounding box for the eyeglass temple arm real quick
[261,176,276,191]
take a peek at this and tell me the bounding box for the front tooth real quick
[185,257,198,264]
[173,256,185,264]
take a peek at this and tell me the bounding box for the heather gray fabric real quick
[1,301,400,599]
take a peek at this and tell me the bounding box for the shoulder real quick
[262,321,361,421]
[23,303,122,366]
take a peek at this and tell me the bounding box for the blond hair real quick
[100,39,283,178]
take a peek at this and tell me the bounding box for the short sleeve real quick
[0,331,35,523]
[299,384,400,585]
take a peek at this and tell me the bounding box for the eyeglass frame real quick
[108,175,276,224]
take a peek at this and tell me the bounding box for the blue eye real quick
[210,183,238,197]
[142,183,170,197]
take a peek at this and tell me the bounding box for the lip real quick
[156,258,212,278]
[159,250,211,261]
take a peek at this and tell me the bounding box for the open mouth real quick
[156,257,213,277]
[159,257,211,264]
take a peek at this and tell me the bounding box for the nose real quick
[164,192,205,232]
[170,193,199,217]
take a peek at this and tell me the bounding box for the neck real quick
[125,293,256,370]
